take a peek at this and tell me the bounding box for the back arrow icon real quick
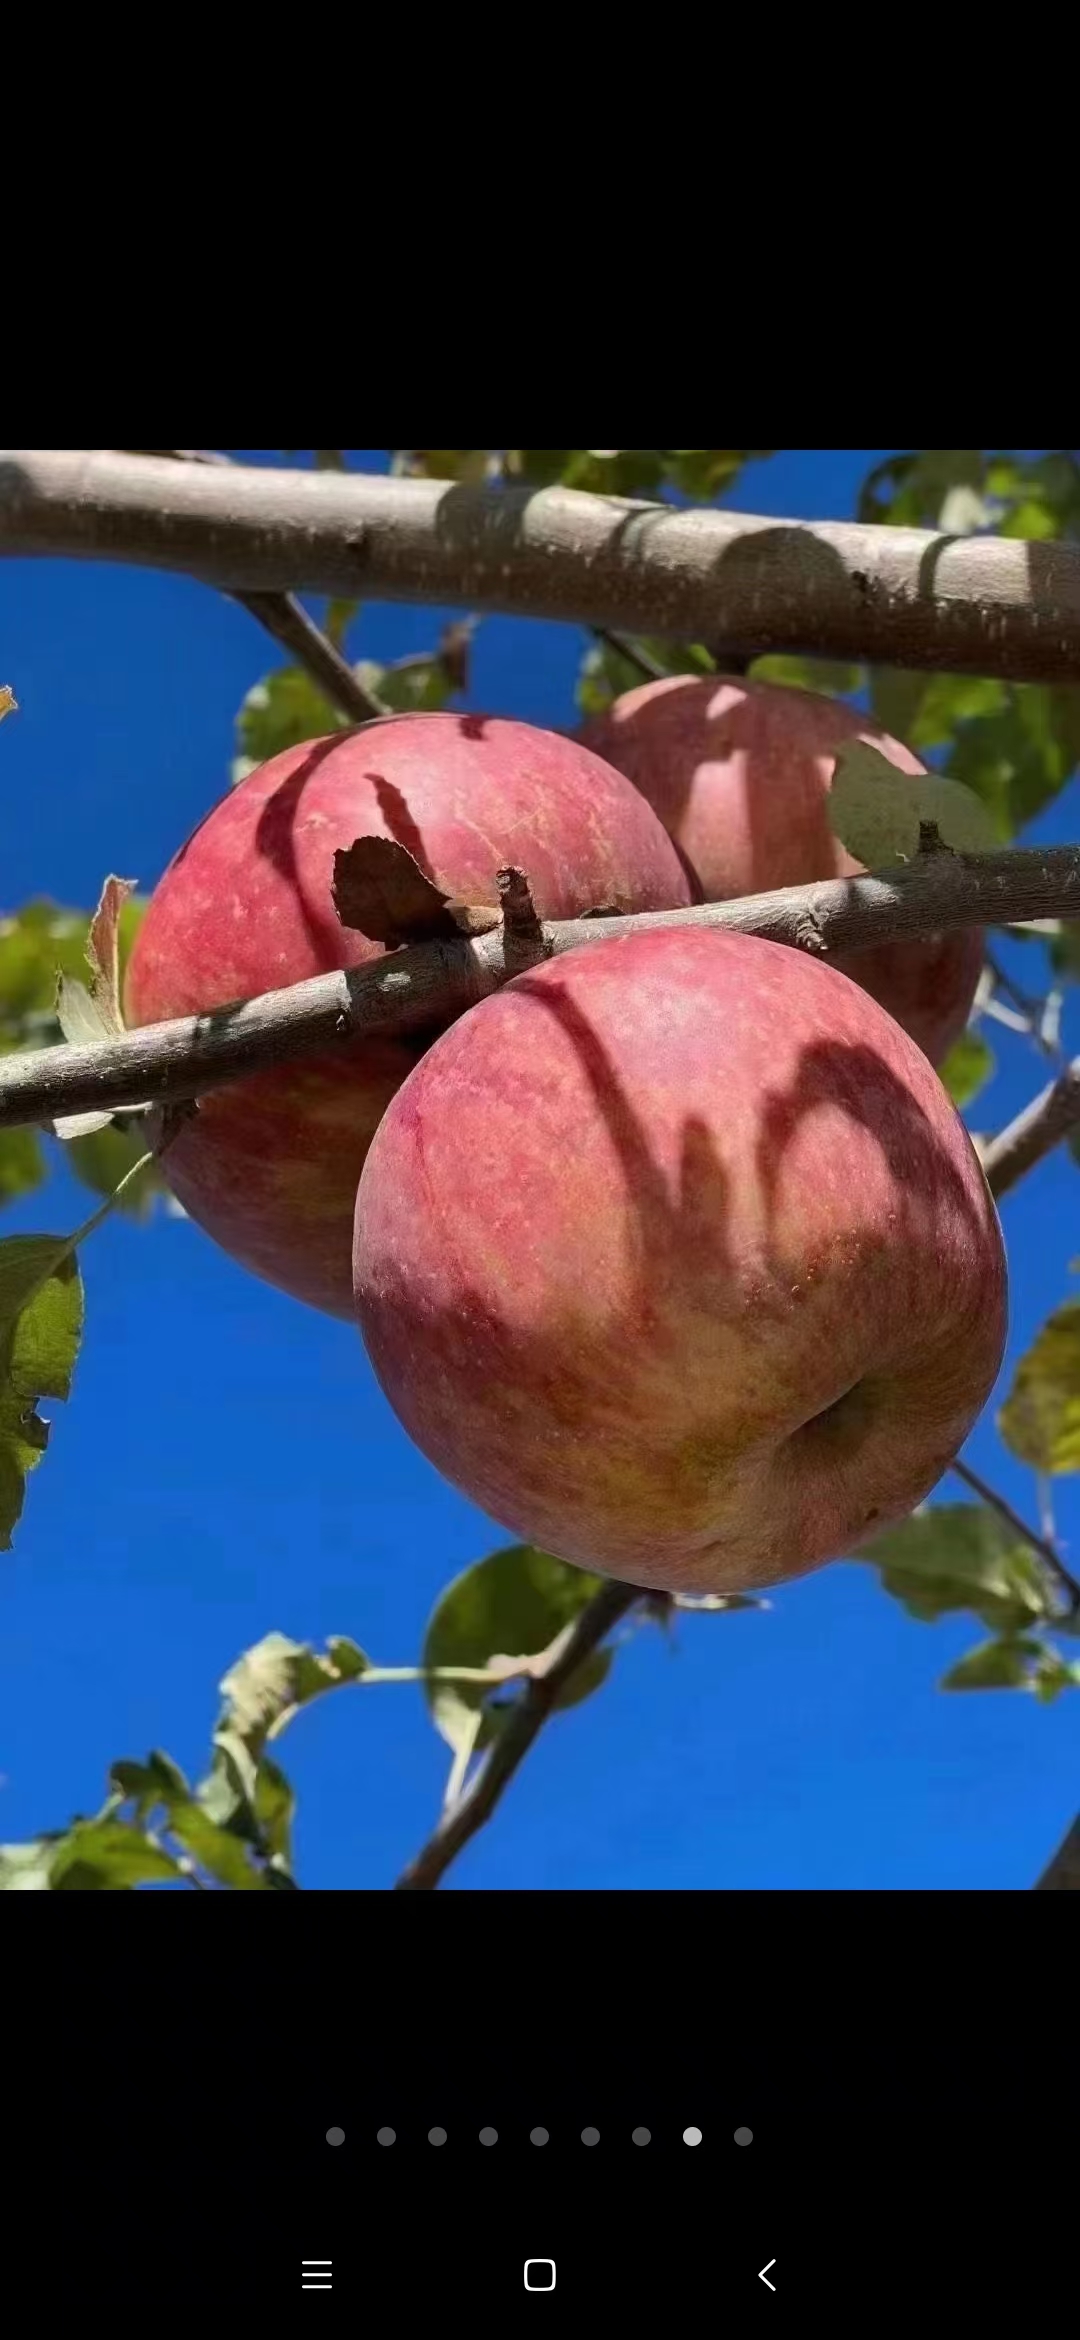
[758,2260,776,2291]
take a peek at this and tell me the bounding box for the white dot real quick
[683,2126,703,2147]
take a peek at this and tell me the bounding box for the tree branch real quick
[950,1456,1080,1612]
[127,450,388,724]
[1034,1812,1080,1889]
[7,451,1080,679]
[4,843,1080,1132]
[982,1057,1080,1198]
[394,1581,638,1889]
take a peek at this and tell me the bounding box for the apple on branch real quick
[124,713,694,1317]
[353,926,1007,1596]
[581,675,985,1065]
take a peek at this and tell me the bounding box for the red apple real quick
[582,675,984,1065]
[353,927,1006,1594]
[124,712,694,1317]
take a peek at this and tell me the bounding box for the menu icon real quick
[302,2261,332,2290]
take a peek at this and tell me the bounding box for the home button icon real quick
[524,2259,556,2291]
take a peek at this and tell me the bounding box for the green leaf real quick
[869,668,1009,753]
[559,451,667,497]
[0,900,95,1030]
[860,1504,1053,1632]
[576,635,714,720]
[199,1630,366,1866]
[751,655,863,697]
[664,450,774,501]
[422,1544,613,1756]
[947,685,1080,841]
[938,1029,995,1110]
[253,1753,295,1864]
[108,1746,283,1886]
[397,449,493,483]
[324,597,360,646]
[857,450,986,529]
[828,741,999,864]
[999,1299,1080,1474]
[941,1637,1043,1691]
[0,1236,84,1549]
[868,667,931,743]
[0,1127,45,1207]
[231,665,348,785]
[1030,1650,1080,1702]
[355,655,451,716]
[65,1123,161,1219]
[165,1801,275,1889]
[109,1750,191,1818]
[49,1819,185,1889]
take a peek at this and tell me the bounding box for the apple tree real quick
[1,447,1079,1891]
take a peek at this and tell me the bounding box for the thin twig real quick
[984,947,1049,1043]
[126,450,388,724]
[951,1456,1080,1612]
[983,1056,1080,1198]
[10,450,1080,679]
[5,843,1080,1133]
[591,628,669,682]
[394,1581,639,1889]
[1034,1812,1080,1889]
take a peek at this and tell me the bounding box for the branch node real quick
[496,865,545,954]
[794,910,829,956]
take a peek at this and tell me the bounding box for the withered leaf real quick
[332,836,499,946]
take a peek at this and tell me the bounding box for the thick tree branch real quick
[1034,1812,1080,1889]
[3,844,1080,1132]
[126,450,388,724]
[982,1057,1080,1198]
[394,1581,638,1889]
[7,451,1080,679]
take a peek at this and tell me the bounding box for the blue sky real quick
[1,448,1077,1889]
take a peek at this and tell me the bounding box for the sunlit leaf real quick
[56,875,136,1046]
[231,665,348,785]
[947,685,1080,841]
[0,1838,60,1888]
[999,1299,1080,1474]
[941,1637,1044,1691]
[938,1029,995,1110]
[0,1236,83,1549]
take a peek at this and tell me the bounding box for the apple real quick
[353,926,1007,1595]
[124,712,694,1318]
[581,675,984,1065]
